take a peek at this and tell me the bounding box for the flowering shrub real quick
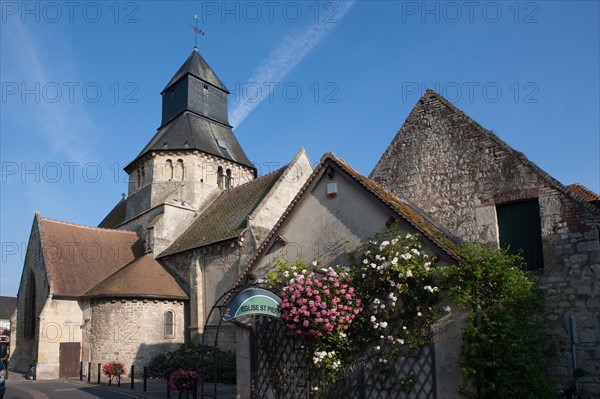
[348,232,445,360]
[168,368,200,396]
[268,261,362,383]
[266,230,445,396]
[280,266,362,338]
[102,360,127,383]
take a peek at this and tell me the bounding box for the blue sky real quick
[1,1,599,297]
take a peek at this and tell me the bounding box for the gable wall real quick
[254,169,451,277]
[10,218,51,374]
[245,167,462,398]
[250,150,313,245]
[370,94,600,392]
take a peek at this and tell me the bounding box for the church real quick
[11,44,599,397]
[10,46,312,379]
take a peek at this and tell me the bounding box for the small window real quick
[217,166,224,188]
[164,159,174,181]
[174,159,184,181]
[164,310,175,339]
[496,200,544,270]
[225,169,233,189]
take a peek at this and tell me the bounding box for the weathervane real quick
[191,15,205,49]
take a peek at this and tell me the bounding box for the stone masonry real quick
[370,89,600,393]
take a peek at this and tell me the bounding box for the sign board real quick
[222,288,281,321]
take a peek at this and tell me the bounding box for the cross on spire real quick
[191,15,204,49]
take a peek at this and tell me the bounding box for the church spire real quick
[125,48,254,172]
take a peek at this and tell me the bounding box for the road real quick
[4,379,152,399]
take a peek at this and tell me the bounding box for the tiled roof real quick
[83,254,187,300]
[0,296,16,320]
[39,216,142,297]
[98,197,127,229]
[159,167,287,257]
[232,153,462,294]
[567,184,600,203]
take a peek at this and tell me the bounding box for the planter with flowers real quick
[102,360,127,385]
[168,368,201,399]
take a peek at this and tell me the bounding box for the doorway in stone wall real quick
[59,342,81,378]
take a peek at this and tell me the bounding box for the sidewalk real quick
[6,371,236,399]
[67,375,166,398]
[66,376,237,399]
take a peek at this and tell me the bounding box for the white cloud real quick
[229,0,356,128]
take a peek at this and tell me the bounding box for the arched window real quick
[24,272,36,338]
[164,310,175,338]
[225,169,233,189]
[217,166,224,189]
[174,159,184,181]
[164,159,174,181]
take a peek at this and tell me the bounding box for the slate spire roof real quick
[162,48,228,93]
[125,48,255,171]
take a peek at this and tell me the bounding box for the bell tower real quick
[120,48,256,253]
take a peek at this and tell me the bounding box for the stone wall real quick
[36,299,83,379]
[370,90,600,393]
[250,149,313,244]
[125,151,255,221]
[160,229,256,345]
[85,298,185,372]
[10,215,51,375]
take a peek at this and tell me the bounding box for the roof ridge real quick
[567,183,600,199]
[423,89,600,216]
[231,152,462,294]
[40,216,138,234]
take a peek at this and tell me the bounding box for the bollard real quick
[5,359,8,379]
[131,365,134,390]
[79,361,83,380]
[143,366,147,392]
[97,363,101,384]
[87,362,91,383]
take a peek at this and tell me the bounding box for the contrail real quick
[230,0,356,128]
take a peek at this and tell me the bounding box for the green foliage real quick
[446,243,555,399]
[147,343,236,384]
[267,227,445,396]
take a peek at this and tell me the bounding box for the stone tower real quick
[120,48,256,254]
